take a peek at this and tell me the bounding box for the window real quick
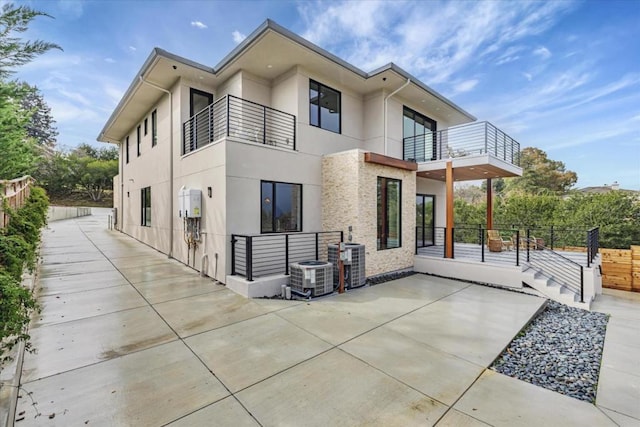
[144,118,148,136]
[377,177,401,250]
[136,125,141,157]
[125,136,129,164]
[309,80,341,133]
[151,110,157,147]
[141,187,151,226]
[190,88,213,117]
[261,181,302,233]
[403,106,437,161]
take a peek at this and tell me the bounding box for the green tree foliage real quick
[494,193,561,228]
[506,147,577,195]
[0,186,48,363]
[72,156,118,202]
[16,81,57,151]
[0,3,61,78]
[0,81,38,178]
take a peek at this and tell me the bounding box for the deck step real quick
[522,266,590,310]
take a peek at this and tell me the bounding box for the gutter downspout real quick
[383,78,411,156]
[139,76,174,258]
[100,134,124,231]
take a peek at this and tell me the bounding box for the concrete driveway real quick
[12,211,632,426]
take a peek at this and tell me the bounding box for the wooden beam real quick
[364,152,418,171]
[486,178,493,230]
[445,160,454,258]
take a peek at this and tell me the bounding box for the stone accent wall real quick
[322,149,416,277]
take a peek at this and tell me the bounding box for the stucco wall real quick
[322,149,416,277]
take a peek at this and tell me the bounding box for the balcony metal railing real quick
[231,231,343,281]
[182,94,296,155]
[403,121,520,166]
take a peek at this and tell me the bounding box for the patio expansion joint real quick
[596,405,640,424]
[76,226,264,427]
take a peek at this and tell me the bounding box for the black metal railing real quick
[231,231,343,281]
[182,94,296,155]
[587,227,599,267]
[525,238,584,303]
[403,121,520,166]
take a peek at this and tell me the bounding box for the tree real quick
[69,145,118,202]
[494,192,561,228]
[0,81,38,179]
[0,3,61,78]
[16,81,57,152]
[32,151,75,197]
[506,147,577,195]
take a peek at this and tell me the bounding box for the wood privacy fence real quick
[601,246,640,292]
[0,175,33,229]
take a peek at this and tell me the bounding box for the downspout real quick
[139,76,174,258]
[99,134,124,231]
[383,78,411,156]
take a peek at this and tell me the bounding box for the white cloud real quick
[128,46,137,52]
[451,79,479,95]
[232,30,246,44]
[104,57,116,63]
[533,46,552,60]
[522,72,533,81]
[191,21,207,29]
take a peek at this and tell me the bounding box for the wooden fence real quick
[601,246,640,292]
[0,175,33,229]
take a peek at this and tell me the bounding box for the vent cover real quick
[289,261,334,297]
[328,243,366,289]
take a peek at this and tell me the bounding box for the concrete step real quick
[522,266,591,310]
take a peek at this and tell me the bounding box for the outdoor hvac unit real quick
[289,261,334,297]
[328,243,366,289]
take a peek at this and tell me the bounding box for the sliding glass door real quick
[416,194,435,247]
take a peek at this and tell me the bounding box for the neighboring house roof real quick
[98,19,475,143]
[577,183,640,195]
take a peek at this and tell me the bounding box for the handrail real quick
[525,238,584,303]
[403,121,520,166]
[231,230,343,281]
[182,95,296,155]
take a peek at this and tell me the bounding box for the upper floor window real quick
[190,88,213,117]
[261,180,302,233]
[151,110,157,147]
[144,118,148,136]
[403,107,437,161]
[136,125,141,157]
[125,136,130,164]
[309,80,341,133]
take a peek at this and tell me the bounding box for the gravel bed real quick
[367,270,416,286]
[490,300,609,403]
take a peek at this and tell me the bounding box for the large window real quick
[190,88,213,117]
[125,136,129,163]
[309,80,341,133]
[416,194,435,248]
[261,181,302,233]
[151,110,157,147]
[377,177,402,250]
[141,187,151,226]
[403,107,437,161]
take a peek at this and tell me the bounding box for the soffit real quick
[417,156,522,182]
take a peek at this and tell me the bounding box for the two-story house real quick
[98,20,544,300]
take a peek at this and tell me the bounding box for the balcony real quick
[182,95,296,155]
[404,121,520,165]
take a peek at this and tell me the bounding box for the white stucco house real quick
[99,20,598,306]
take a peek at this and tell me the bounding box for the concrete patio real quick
[7,210,638,425]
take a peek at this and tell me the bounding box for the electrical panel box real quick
[179,187,202,218]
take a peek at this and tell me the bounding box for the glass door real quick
[416,194,435,247]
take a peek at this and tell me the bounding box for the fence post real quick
[285,234,290,275]
[515,230,520,267]
[231,235,236,275]
[246,236,253,281]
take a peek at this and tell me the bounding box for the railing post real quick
[226,96,230,138]
[587,230,591,268]
[515,230,520,267]
[415,226,418,255]
[315,233,319,260]
[481,228,485,263]
[293,118,297,151]
[246,236,253,282]
[262,106,267,145]
[550,225,555,250]
[452,227,455,259]
[526,228,530,263]
[580,266,584,303]
[285,234,290,275]
[231,235,237,275]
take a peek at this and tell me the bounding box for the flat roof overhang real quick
[416,155,523,182]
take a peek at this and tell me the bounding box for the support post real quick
[285,234,290,275]
[486,178,493,231]
[445,160,454,258]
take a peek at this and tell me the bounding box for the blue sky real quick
[14,0,640,190]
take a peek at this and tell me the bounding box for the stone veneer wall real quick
[322,149,416,277]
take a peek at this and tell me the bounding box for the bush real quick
[0,186,48,365]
